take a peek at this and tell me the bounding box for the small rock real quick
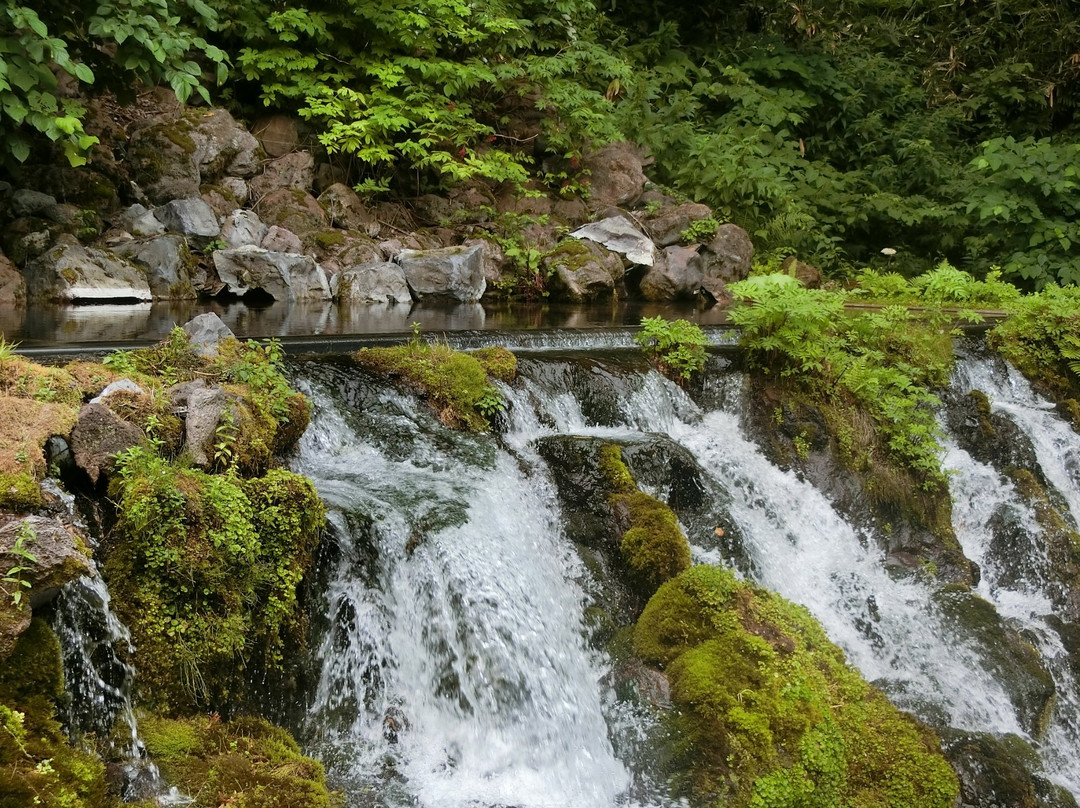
[249,151,315,198]
[190,108,261,179]
[213,247,331,301]
[643,202,715,247]
[219,177,250,206]
[639,245,704,301]
[318,183,380,236]
[699,223,754,284]
[71,403,147,484]
[113,235,197,299]
[781,255,822,288]
[255,188,328,238]
[571,216,655,267]
[545,240,625,302]
[118,204,167,237]
[332,262,412,304]
[181,313,235,357]
[10,189,58,218]
[462,238,506,287]
[397,243,486,302]
[221,210,269,249]
[582,142,647,210]
[261,225,303,253]
[0,253,26,304]
[90,379,148,404]
[152,198,221,246]
[252,115,299,158]
[186,382,227,467]
[24,237,152,302]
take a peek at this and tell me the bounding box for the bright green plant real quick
[0,0,227,165]
[2,521,36,609]
[635,316,707,382]
[679,216,719,244]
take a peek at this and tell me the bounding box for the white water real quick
[948,357,1080,795]
[296,376,640,808]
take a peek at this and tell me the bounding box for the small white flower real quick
[880,247,897,256]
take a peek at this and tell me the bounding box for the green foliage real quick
[139,713,337,808]
[106,449,325,711]
[354,340,515,432]
[0,0,226,165]
[850,262,1022,309]
[729,274,952,490]
[634,316,707,383]
[679,216,719,244]
[633,565,959,808]
[0,620,113,807]
[2,520,35,609]
[988,284,1080,402]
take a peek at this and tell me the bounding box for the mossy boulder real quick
[105,457,325,712]
[0,620,114,808]
[354,342,513,432]
[139,714,337,808]
[634,565,959,808]
[943,730,1079,808]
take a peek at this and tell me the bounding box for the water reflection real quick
[2,299,730,347]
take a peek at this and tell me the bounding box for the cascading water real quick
[946,356,1080,795]
[290,349,1080,805]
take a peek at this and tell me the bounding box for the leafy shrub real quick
[679,217,719,244]
[635,316,707,382]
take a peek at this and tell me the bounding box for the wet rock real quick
[113,235,197,299]
[780,255,822,288]
[639,245,703,301]
[252,115,300,158]
[582,142,647,209]
[397,243,486,302]
[643,202,714,247]
[152,198,221,247]
[571,216,655,267]
[213,247,331,301]
[170,380,226,467]
[700,276,732,306]
[255,188,328,238]
[699,223,754,284]
[182,312,235,357]
[0,253,25,304]
[331,262,412,304]
[71,403,147,484]
[258,226,300,254]
[535,435,621,551]
[220,209,269,249]
[605,658,671,709]
[10,189,57,219]
[943,730,1079,808]
[249,151,316,197]
[118,203,167,237]
[0,516,94,660]
[90,379,147,404]
[318,183,381,236]
[544,240,625,302]
[24,237,152,302]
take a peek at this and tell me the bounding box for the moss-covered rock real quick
[0,619,114,808]
[139,714,338,808]
[634,565,959,808]
[105,454,325,712]
[354,342,513,432]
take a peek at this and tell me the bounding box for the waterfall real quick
[947,356,1080,795]
[290,351,1080,805]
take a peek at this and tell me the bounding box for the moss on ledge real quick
[634,565,959,808]
[106,453,325,712]
[0,619,114,808]
[354,342,514,431]
[139,714,338,808]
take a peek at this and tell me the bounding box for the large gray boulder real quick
[571,216,655,267]
[118,203,167,237]
[0,516,94,660]
[113,235,197,299]
[220,209,268,249]
[127,119,202,204]
[639,245,704,301]
[582,142,647,210]
[152,198,221,247]
[544,240,625,302]
[10,189,58,219]
[213,246,331,301]
[397,243,486,302]
[24,237,152,302]
[182,312,235,357]
[699,223,754,284]
[190,108,261,179]
[643,202,715,247]
[71,403,147,484]
[331,262,412,304]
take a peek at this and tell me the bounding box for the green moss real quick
[355,342,513,432]
[613,491,691,591]
[634,566,958,808]
[139,714,337,808]
[106,453,325,711]
[598,444,635,495]
[0,472,43,511]
[469,347,517,384]
[312,229,345,250]
[0,620,114,808]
